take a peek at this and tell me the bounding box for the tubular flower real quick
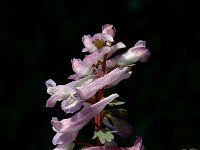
[46,77,94,113]
[118,40,150,66]
[76,67,130,100]
[70,46,111,79]
[82,24,115,53]
[45,79,78,107]
[51,94,119,150]
[82,34,113,53]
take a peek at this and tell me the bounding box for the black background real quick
[1,0,200,149]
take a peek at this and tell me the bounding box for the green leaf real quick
[92,130,114,144]
[108,99,125,106]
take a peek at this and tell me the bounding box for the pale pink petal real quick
[71,47,111,78]
[76,67,129,100]
[51,93,119,133]
[53,131,77,150]
[107,42,126,58]
[117,40,150,66]
[106,70,132,88]
[102,24,116,38]
[82,35,98,53]
[71,58,94,78]
[134,40,146,47]
[83,46,111,65]
[61,97,83,113]
[46,93,61,107]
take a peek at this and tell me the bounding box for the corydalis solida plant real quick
[45,24,150,150]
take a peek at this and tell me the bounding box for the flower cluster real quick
[45,24,150,150]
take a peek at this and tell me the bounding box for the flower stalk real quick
[95,53,107,145]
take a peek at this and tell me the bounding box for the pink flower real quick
[117,40,150,66]
[69,46,111,79]
[45,79,78,107]
[82,25,115,53]
[45,77,94,113]
[51,94,119,150]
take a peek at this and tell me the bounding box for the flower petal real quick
[102,24,116,38]
[53,131,77,150]
[107,42,126,58]
[83,46,111,65]
[46,80,79,107]
[93,33,114,42]
[117,40,150,66]
[82,35,98,53]
[106,70,132,88]
[71,58,94,78]
[51,94,119,133]
[61,97,83,113]
[76,67,129,100]
[45,79,56,88]
[46,93,60,107]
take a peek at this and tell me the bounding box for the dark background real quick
[1,0,200,149]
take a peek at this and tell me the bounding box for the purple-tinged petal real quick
[45,79,58,95]
[71,47,111,79]
[102,24,116,38]
[61,97,83,113]
[132,137,143,150]
[117,41,150,66]
[107,42,126,58]
[76,67,129,100]
[54,142,75,150]
[68,73,80,80]
[134,40,146,47]
[46,93,61,107]
[106,70,132,88]
[45,79,56,88]
[53,131,77,150]
[51,94,119,133]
